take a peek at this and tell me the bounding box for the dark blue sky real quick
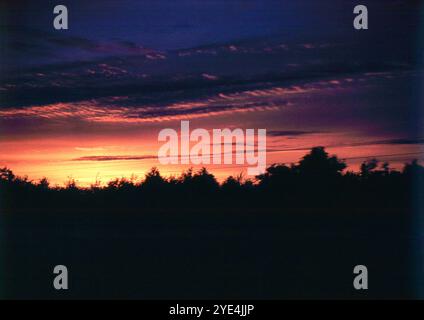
[2,0,420,50]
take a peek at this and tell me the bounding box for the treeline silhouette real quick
[1,147,423,212]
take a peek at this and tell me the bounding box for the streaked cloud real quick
[267,130,323,137]
[73,155,157,161]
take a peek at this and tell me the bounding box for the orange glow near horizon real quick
[1,120,422,187]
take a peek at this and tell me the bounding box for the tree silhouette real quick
[297,146,346,178]
[142,167,166,189]
[0,147,422,212]
[37,177,50,190]
[191,167,219,192]
[360,159,379,177]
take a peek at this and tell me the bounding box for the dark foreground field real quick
[0,207,419,299]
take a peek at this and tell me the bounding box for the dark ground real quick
[0,207,417,299]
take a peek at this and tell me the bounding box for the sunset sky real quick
[0,0,423,186]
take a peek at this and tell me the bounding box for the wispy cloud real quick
[73,155,157,161]
[267,130,323,137]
